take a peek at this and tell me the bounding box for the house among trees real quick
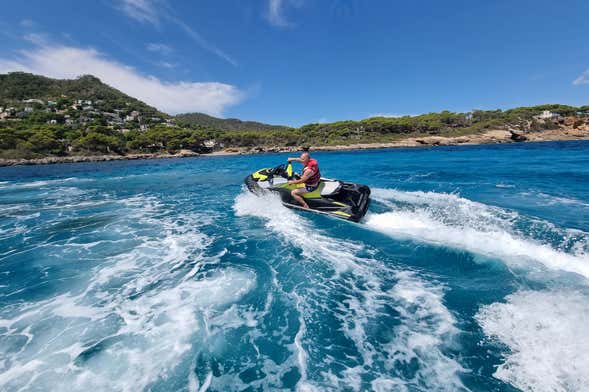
[23,98,45,105]
[535,110,561,120]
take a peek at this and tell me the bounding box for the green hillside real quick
[296,104,588,144]
[175,112,288,132]
[0,72,164,117]
[0,72,588,161]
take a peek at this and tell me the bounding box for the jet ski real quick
[244,162,370,222]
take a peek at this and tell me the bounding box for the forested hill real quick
[0,72,286,131]
[298,104,589,139]
[1,72,588,162]
[175,112,288,132]
[0,72,164,117]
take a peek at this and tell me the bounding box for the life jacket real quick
[304,158,321,186]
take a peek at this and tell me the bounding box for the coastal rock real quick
[414,137,450,146]
[176,149,200,157]
[0,152,202,167]
[454,136,471,144]
[510,131,528,142]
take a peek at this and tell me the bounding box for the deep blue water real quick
[0,141,588,391]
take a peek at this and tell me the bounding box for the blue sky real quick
[1,0,588,126]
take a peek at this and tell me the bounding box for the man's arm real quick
[288,168,313,185]
[287,157,302,163]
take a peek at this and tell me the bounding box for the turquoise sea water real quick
[1,141,588,391]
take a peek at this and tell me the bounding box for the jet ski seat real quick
[320,180,342,196]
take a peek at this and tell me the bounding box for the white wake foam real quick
[385,271,464,385]
[365,189,589,391]
[476,290,589,392]
[234,190,465,390]
[536,192,589,208]
[0,177,93,190]
[0,193,256,391]
[234,190,364,273]
[366,188,589,279]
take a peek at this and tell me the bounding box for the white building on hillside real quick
[536,110,561,120]
[203,140,216,148]
[23,99,44,105]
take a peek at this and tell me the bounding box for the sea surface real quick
[0,141,588,392]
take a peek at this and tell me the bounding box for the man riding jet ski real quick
[244,152,370,222]
[286,152,321,209]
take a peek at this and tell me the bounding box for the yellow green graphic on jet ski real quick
[245,162,371,222]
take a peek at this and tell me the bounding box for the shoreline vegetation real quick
[1,73,588,167]
[2,127,588,167]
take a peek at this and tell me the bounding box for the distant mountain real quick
[0,72,165,117]
[175,112,289,132]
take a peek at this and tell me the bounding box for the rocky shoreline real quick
[1,126,588,167]
[313,126,589,151]
[0,150,201,167]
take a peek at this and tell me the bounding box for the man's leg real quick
[291,187,310,209]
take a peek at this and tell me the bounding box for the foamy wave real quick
[388,271,464,376]
[0,177,93,190]
[0,268,255,391]
[476,290,589,392]
[233,190,466,390]
[0,194,256,391]
[234,190,364,272]
[406,172,435,181]
[366,188,589,279]
[536,192,589,208]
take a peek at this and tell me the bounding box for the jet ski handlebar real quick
[269,163,286,175]
[267,162,298,180]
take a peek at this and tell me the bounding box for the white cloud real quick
[266,0,303,27]
[573,69,589,85]
[20,19,34,28]
[0,43,243,116]
[118,0,162,26]
[168,15,237,67]
[267,0,289,27]
[156,61,176,69]
[116,0,236,66]
[146,42,173,55]
[23,33,48,46]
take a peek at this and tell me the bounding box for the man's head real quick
[300,152,310,164]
